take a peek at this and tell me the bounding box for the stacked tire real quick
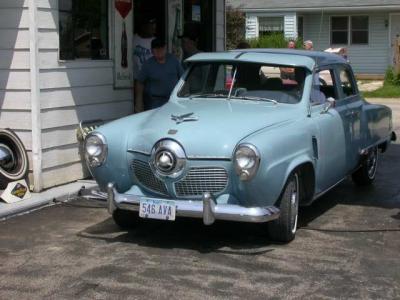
[0,129,29,189]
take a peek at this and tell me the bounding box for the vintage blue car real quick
[84,49,396,242]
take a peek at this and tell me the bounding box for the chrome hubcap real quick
[367,148,378,179]
[289,174,299,234]
[0,144,16,171]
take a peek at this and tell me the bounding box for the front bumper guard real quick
[106,183,280,225]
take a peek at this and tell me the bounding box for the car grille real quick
[174,167,228,197]
[132,160,169,196]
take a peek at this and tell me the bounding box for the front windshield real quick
[178,62,307,104]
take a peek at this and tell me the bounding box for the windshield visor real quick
[178,62,308,104]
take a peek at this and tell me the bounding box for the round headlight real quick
[84,133,107,168]
[234,144,260,181]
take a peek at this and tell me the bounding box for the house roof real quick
[227,0,400,11]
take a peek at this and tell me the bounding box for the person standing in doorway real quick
[134,39,184,112]
[132,17,156,80]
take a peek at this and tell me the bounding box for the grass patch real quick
[363,83,400,98]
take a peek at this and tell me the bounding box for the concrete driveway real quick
[0,100,399,299]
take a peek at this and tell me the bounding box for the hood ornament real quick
[171,113,198,124]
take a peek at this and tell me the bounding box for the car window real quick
[178,62,308,104]
[337,67,357,98]
[310,69,337,105]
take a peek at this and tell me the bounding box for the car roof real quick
[185,49,347,71]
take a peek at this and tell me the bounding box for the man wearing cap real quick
[134,38,184,112]
[132,17,156,80]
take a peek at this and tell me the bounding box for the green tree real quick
[226,6,246,50]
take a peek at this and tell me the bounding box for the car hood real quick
[125,99,298,158]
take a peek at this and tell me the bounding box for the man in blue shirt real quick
[134,38,184,112]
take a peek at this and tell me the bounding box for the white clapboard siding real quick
[0,1,28,8]
[0,50,30,69]
[41,101,132,130]
[0,111,31,130]
[246,15,258,39]
[39,68,114,89]
[42,144,82,170]
[0,8,29,29]
[39,50,114,69]
[0,70,30,89]
[37,9,57,30]
[284,13,297,39]
[38,30,59,50]
[40,85,132,109]
[37,0,57,10]
[304,12,390,75]
[0,90,31,110]
[0,2,33,174]
[42,126,82,150]
[215,0,225,51]
[41,162,87,190]
[0,29,30,49]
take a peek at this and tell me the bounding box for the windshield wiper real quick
[189,93,228,99]
[231,95,278,104]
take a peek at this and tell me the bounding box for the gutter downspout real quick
[28,0,43,192]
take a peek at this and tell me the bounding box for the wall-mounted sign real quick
[114,0,133,88]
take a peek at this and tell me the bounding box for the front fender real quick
[234,118,315,207]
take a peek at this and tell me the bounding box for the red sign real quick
[115,0,132,19]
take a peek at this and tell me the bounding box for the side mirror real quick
[321,97,336,114]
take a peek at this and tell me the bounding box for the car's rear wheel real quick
[112,209,139,229]
[268,172,299,243]
[352,147,378,186]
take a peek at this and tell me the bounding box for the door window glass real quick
[311,69,336,105]
[338,68,357,97]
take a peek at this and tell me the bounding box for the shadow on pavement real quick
[78,216,277,255]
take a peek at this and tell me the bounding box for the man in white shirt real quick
[132,17,156,80]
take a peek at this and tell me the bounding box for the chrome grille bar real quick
[132,160,169,196]
[175,167,228,197]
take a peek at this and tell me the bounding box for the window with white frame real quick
[331,16,369,45]
[258,17,284,36]
[59,0,109,60]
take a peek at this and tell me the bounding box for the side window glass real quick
[310,69,336,105]
[338,68,356,97]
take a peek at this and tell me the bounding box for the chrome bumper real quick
[106,183,280,225]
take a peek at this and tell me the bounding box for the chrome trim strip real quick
[186,156,232,161]
[106,183,280,224]
[359,136,392,155]
[127,149,151,156]
[311,177,346,203]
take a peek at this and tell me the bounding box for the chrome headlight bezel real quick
[234,143,261,181]
[84,132,108,168]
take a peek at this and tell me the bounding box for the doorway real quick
[134,0,166,41]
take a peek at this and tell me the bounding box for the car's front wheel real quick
[112,209,139,229]
[268,172,299,243]
[352,147,378,186]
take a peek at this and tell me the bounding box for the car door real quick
[335,65,362,172]
[309,67,347,193]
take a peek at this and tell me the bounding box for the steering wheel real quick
[319,78,328,86]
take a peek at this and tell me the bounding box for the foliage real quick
[247,33,303,49]
[384,67,400,86]
[363,83,400,98]
[226,6,246,50]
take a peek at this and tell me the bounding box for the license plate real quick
[139,198,176,221]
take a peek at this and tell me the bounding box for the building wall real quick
[0,0,34,183]
[37,0,133,189]
[303,12,392,75]
[215,0,226,51]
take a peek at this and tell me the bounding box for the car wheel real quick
[0,129,29,189]
[112,209,139,229]
[268,172,299,243]
[352,147,378,186]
